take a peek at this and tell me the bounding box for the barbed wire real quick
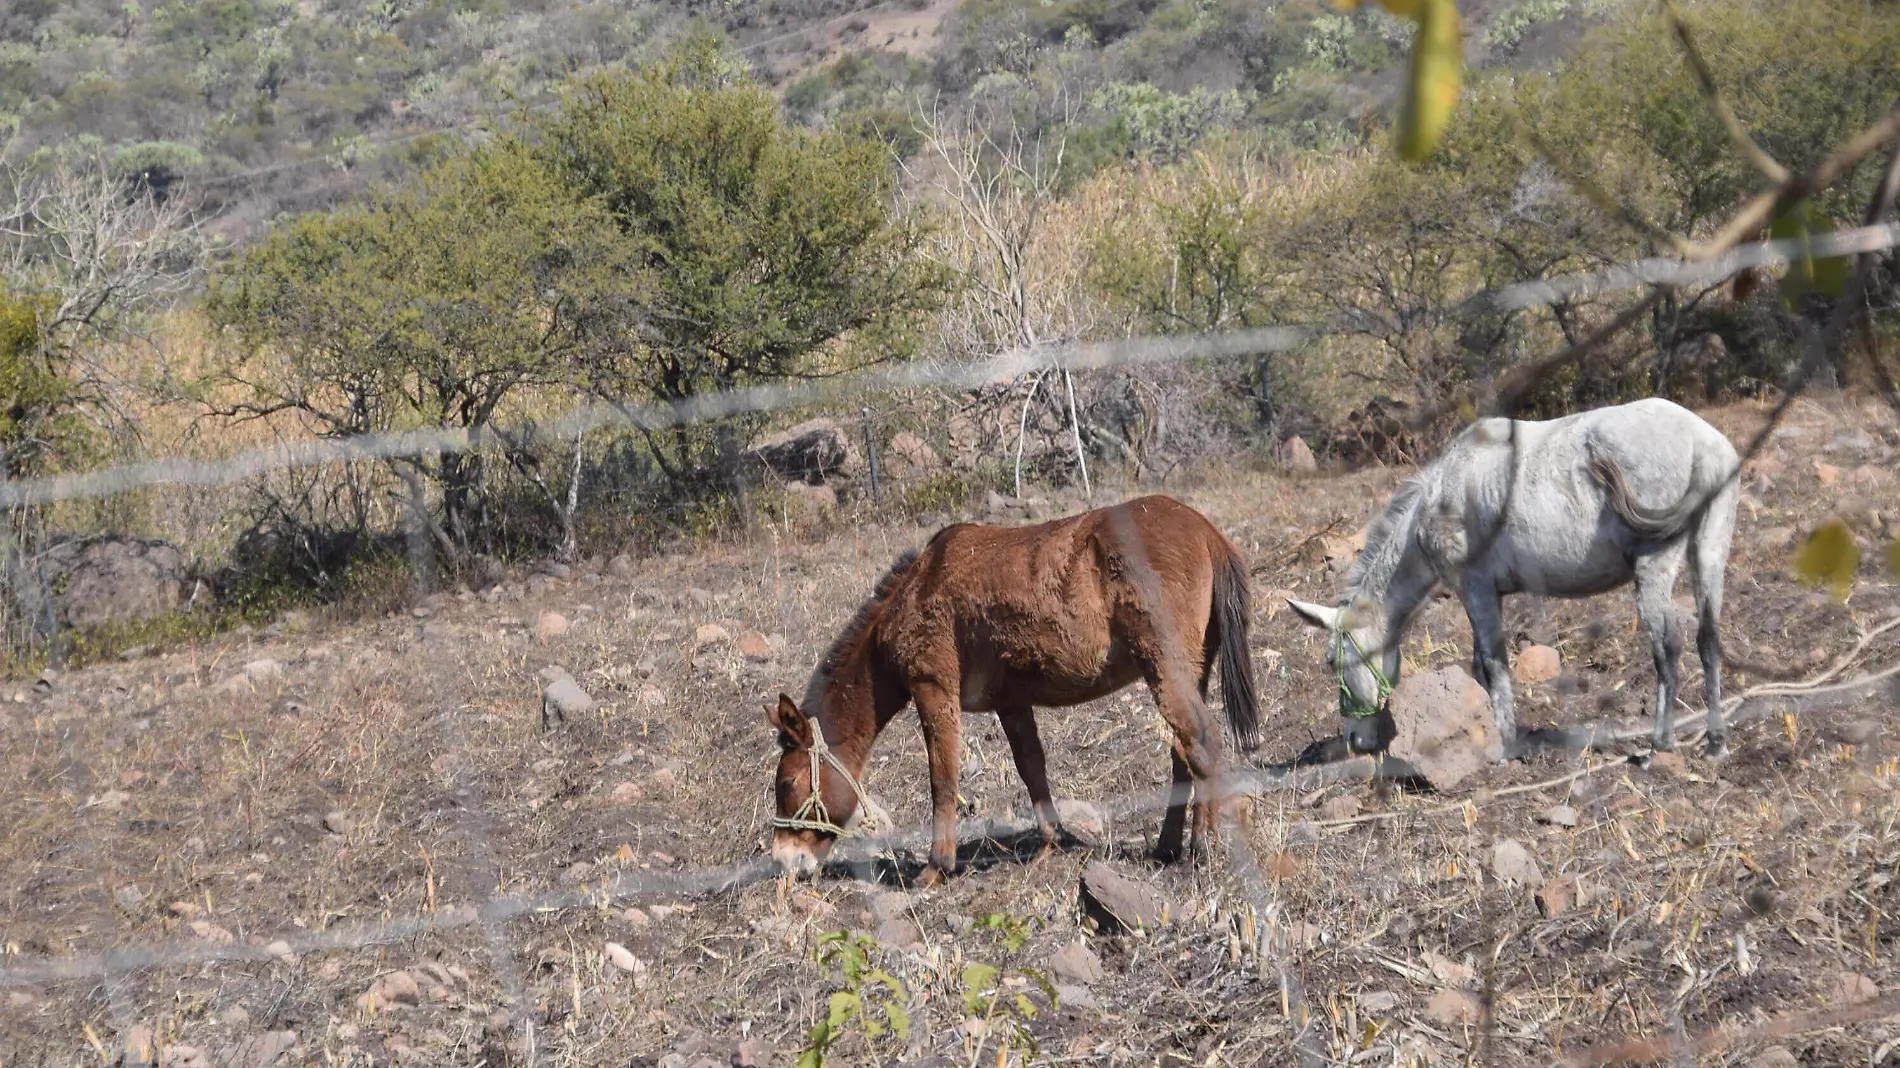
[5,223,1896,515]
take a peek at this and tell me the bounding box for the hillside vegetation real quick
[0,0,1896,664]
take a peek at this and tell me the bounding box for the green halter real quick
[1335,617,1394,719]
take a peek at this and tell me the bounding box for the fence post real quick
[861,407,881,506]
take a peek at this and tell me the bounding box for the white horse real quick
[1289,397,1740,757]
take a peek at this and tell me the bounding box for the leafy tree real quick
[530,32,951,483]
[206,142,631,554]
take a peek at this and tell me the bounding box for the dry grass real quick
[1,395,1898,1067]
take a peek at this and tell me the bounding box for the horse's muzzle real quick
[771,830,831,875]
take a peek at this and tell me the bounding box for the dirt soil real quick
[4,395,1900,1068]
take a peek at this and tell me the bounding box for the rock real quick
[1387,667,1503,789]
[732,1038,777,1067]
[693,623,732,650]
[1279,435,1318,474]
[29,536,189,632]
[243,659,286,684]
[783,482,839,527]
[1425,988,1480,1027]
[187,920,234,944]
[1512,645,1562,684]
[264,940,294,961]
[1490,839,1542,888]
[1319,794,1361,821]
[1832,972,1879,1004]
[1355,990,1400,1014]
[1079,862,1171,934]
[1643,751,1691,779]
[115,884,147,911]
[322,811,352,836]
[541,674,596,728]
[884,431,941,476]
[157,1044,208,1068]
[358,970,422,1012]
[868,892,911,925]
[621,907,652,928]
[1816,462,1843,486]
[1537,875,1593,917]
[1054,798,1104,843]
[744,419,856,484]
[1747,1048,1800,1068]
[1056,983,1101,1011]
[737,631,774,662]
[603,942,644,974]
[1537,805,1579,828]
[610,782,642,805]
[533,612,569,642]
[225,1030,298,1068]
[122,1024,159,1067]
[608,554,636,579]
[1049,940,1104,985]
[872,917,923,951]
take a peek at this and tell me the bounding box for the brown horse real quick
[767,495,1260,884]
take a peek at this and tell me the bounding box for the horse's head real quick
[1287,597,1397,754]
[765,694,861,875]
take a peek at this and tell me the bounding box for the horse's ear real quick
[1286,598,1338,630]
[768,694,805,735]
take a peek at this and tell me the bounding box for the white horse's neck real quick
[1346,480,1440,653]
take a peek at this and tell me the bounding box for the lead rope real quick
[1336,618,1395,719]
[770,717,890,838]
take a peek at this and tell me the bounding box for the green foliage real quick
[0,290,89,478]
[532,35,952,479]
[956,911,1057,1062]
[799,931,911,1068]
[1088,82,1253,162]
[1482,0,1572,55]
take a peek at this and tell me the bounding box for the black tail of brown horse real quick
[1210,544,1261,752]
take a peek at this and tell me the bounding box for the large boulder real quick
[23,536,190,632]
[743,419,857,485]
[1386,666,1503,790]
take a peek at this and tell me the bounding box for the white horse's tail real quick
[1589,450,1705,540]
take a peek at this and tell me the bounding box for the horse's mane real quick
[1343,475,1427,602]
[803,546,923,710]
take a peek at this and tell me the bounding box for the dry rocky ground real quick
[2,396,1900,1068]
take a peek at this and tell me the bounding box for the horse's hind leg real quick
[1692,495,1734,758]
[998,707,1061,858]
[1143,669,1221,865]
[1634,548,1687,751]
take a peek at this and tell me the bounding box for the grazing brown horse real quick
[767,495,1260,884]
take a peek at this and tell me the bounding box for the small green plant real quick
[799,931,911,1068]
[958,913,1058,1063]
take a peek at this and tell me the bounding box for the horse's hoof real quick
[1151,844,1184,866]
[917,866,948,888]
[1705,739,1731,761]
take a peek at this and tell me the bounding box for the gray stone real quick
[1490,839,1542,887]
[1079,862,1172,933]
[1049,940,1104,985]
[744,419,857,484]
[1387,667,1503,790]
[1279,435,1318,474]
[542,674,595,729]
[27,536,189,632]
[1537,805,1579,828]
[1055,983,1100,1011]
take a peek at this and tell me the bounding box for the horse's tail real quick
[1210,542,1262,752]
[1590,450,1704,540]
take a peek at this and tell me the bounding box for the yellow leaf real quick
[1886,539,1900,578]
[1792,520,1859,601]
[1396,0,1462,162]
[1770,202,1849,309]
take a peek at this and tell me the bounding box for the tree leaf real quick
[882,999,911,1040]
[1771,202,1849,308]
[1885,539,1900,578]
[1792,520,1859,601]
[1397,0,1463,162]
[825,991,860,1032]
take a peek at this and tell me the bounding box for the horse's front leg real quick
[998,707,1062,860]
[913,680,963,885]
[1461,578,1517,755]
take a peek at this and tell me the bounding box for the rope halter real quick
[1334,611,1394,720]
[769,715,890,839]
